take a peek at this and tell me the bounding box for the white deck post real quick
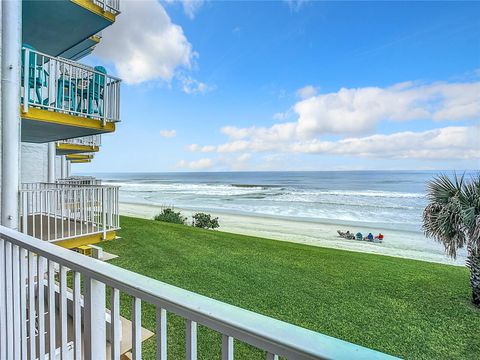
[48,142,56,182]
[60,156,66,179]
[1,1,22,358]
[83,276,106,360]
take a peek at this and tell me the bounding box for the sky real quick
[81,0,480,172]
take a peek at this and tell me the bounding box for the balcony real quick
[23,0,120,58]
[57,135,101,155]
[56,176,101,186]
[19,183,119,248]
[21,47,121,143]
[0,225,397,360]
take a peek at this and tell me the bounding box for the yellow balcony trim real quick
[21,107,116,132]
[71,0,116,22]
[56,143,100,153]
[67,154,94,160]
[54,230,116,249]
[70,159,92,163]
[90,35,101,43]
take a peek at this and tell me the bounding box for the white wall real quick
[21,143,49,183]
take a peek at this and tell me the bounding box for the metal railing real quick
[57,135,102,147]
[21,47,121,124]
[0,226,398,360]
[93,0,121,15]
[56,176,102,186]
[19,183,119,242]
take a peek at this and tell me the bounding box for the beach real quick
[119,201,466,266]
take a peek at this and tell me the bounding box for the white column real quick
[48,142,55,182]
[67,160,71,177]
[1,0,21,229]
[61,156,66,179]
[48,141,57,183]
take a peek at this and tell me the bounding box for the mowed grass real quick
[99,216,480,359]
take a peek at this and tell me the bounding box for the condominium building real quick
[0,1,395,359]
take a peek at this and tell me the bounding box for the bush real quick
[192,213,220,230]
[154,207,187,225]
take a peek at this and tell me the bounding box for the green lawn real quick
[99,216,480,359]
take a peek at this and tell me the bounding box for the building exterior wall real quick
[21,143,49,183]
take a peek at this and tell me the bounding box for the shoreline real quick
[119,201,466,267]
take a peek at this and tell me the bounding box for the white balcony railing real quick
[57,135,102,147]
[93,0,121,15]
[22,47,121,124]
[19,183,119,242]
[0,225,398,360]
[56,176,102,186]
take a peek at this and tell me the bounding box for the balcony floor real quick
[21,107,115,144]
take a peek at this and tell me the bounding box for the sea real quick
[90,170,477,234]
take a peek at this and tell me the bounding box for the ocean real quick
[92,170,476,233]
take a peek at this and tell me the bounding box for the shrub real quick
[154,207,187,225]
[192,213,220,230]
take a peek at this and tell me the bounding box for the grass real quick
[99,216,480,359]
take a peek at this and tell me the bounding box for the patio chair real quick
[21,44,49,106]
[78,66,107,117]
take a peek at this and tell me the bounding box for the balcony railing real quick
[19,183,119,242]
[0,225,398,360]
[93,0,121,15]
[22,47,121,124]
[56,176,102,186]
[57,135,102,147]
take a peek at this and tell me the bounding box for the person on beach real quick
[356,232,363,240]
[375,233,384,241]
[366,233,374,241]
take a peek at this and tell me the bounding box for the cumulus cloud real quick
[186,144,215,152]
[296,85,318,99]
[160,129,176,138]
[190,125,480,161]
[186,79,480,162]
[284,0,309,12]
[212,80,480,146]
[94,0,195,84]
[177,158,214,170]
[290,125,480,160]
[165,0,205,19]
[179,75,211,94]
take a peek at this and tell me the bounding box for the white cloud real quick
[177,158,214,170]
[165,0,205,19]
[284,0,309,12]
[94,0,195,84]
[296,85,318,99]
[290,125,480,160]
[186,144,215,152]
[160,129,176,138]
[180,75,212,94]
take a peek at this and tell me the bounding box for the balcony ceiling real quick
[23,0,115,58]
[59,35,100,60]
[21,107,115,143]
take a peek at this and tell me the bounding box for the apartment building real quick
[0,1,396,359]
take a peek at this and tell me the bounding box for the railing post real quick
[83,276,106,360]
[102,187,107,239]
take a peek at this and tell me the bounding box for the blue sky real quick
[82,0,479,173]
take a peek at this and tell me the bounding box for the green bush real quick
[192,212,220,230]
[153,207,187,225]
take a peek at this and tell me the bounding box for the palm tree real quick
[423,173,480,307]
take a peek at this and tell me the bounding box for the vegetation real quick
[153,207,187,225]
[423,174,480,307]
[192,212,220,229]
[100,216,480,359]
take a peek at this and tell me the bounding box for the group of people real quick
[339,230,384,242]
